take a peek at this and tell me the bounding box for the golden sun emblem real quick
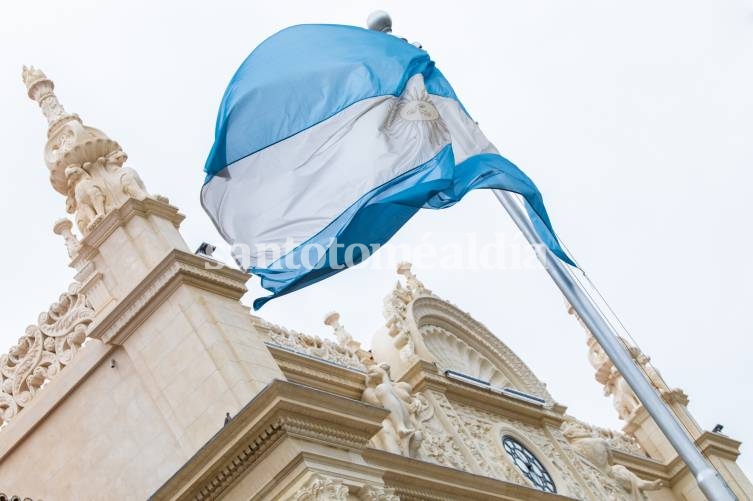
[384,83,449,149]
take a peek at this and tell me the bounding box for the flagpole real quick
[492,189,736,501]
[366,11,736,499]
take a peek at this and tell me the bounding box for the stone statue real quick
[562,421,663,500]
[605,366,642,420]
[362,362,424,457]
[65,166,106,232]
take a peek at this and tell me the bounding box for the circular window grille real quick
[502,435,557,493]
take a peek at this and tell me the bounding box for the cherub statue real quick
[362,363,424,457]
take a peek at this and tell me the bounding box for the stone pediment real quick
[372,263,553,406]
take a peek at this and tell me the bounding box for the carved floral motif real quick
[358,485,400,501]
[0,283,94,426]
[415,391,470,472]
[293,475,349,501]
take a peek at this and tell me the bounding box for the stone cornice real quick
[150,380,388,501]
[610,450,671,481]
[266,344,366,400]
[363,448,574,501]
[88,249,250,345]
[71,197,185,266]
[664,431,743,483]
[400,360,566,428]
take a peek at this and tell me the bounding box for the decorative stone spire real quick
[22,66,149,236]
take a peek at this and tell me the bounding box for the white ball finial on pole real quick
[367,10,392,33]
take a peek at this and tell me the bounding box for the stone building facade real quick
[0,68,750,500]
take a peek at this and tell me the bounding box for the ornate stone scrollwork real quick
[361,363,429,457]
[258,319,366,370]
[292,475,349,501]
[22,66,150,236]
[0,283,94,426]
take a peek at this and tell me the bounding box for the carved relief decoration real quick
[411,296,552,405]
[381,263,552,405]
[293,475,349,501]
[22,66,150,236]
[420,325,509,388]
[438,401,595,499]
[358,485,400,501]
[414,391,470,472]
[0,283,94,426]
[561,416,645,457]
[257,320,366,371]
[561,417,663,501]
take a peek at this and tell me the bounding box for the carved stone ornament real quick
[257,319,366,371]
[566,302,680,422]
[380,263,552,405]
[324,311,373,365]
[22,66,150,236]
[292,474,349,501]
[561,416,645,456]
[0,283,94,426]
[562,418,663,500]
[358,485,400,501]
[361,363,428,457]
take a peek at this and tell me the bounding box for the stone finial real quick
[53,218,81,258]
[396,261,430,296]
[23,66,150,235]
[324,311,350,345]
[323,312,372,365]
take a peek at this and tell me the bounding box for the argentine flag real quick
[202,24,573,309]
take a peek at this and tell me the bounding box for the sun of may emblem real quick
[384,76,449,148]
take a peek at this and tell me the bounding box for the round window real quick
[502,435,556,493]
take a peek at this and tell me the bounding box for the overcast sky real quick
[1,0,751,476]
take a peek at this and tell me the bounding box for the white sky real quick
[1,0,751,477]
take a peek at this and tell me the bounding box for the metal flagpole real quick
[493,190,737,501]
[365,11,737,500]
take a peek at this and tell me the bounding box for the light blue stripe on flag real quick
[201,24,575,309]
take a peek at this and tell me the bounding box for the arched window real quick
[502,435,556,493]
